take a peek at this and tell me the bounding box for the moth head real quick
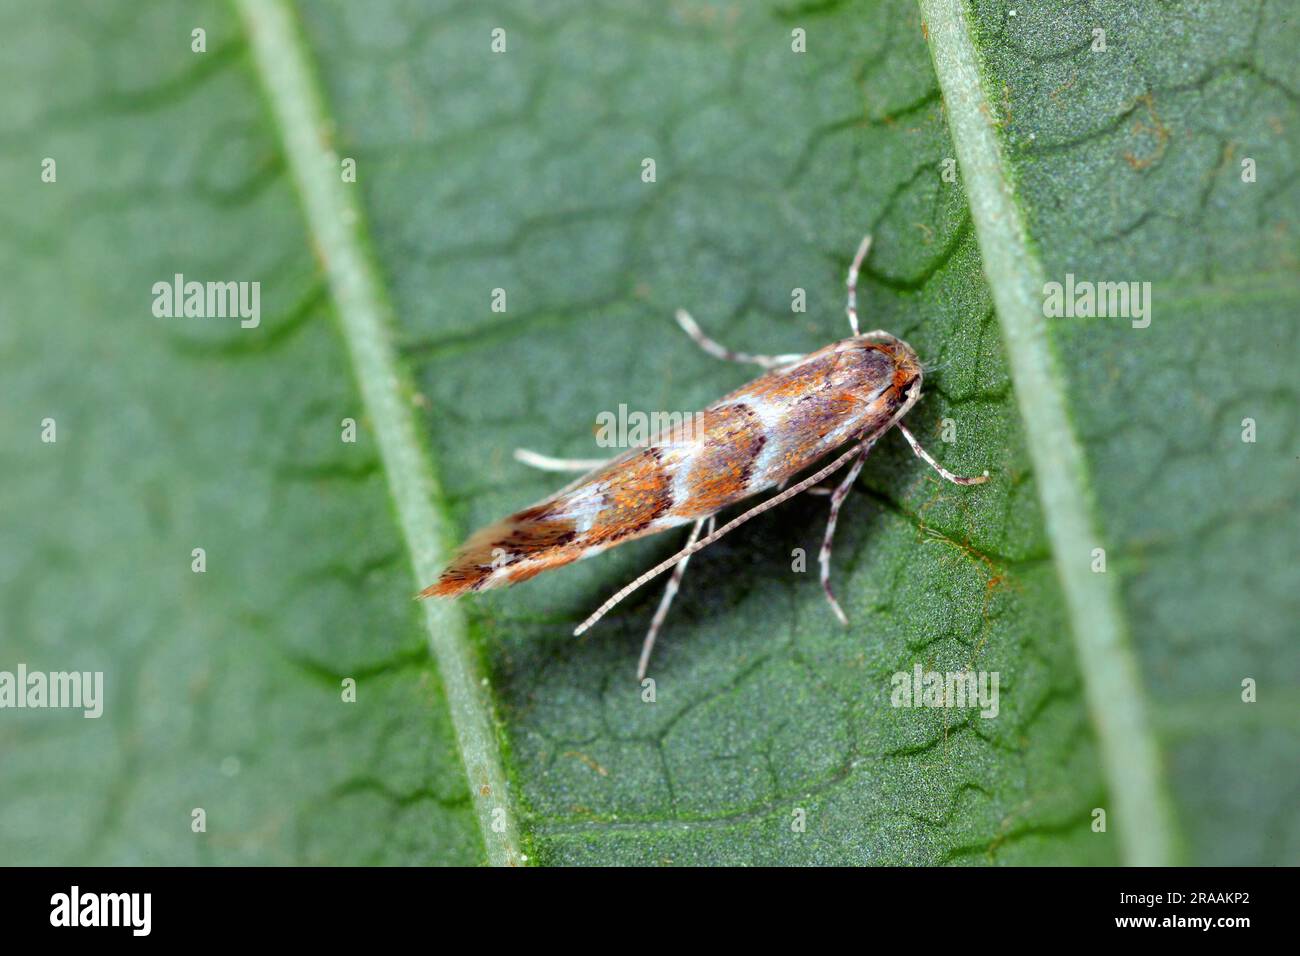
[855,332,923,407]
[831,333,923,412]
[892,350,923,408]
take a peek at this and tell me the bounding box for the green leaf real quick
[287,0,1107,865]
[1,0,482,865]
[920,0,1300,864]
[2,0,1294,866]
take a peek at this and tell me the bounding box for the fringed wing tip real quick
[417,565,483,600]
[416,519,523,600]
[416,482,602,600]
[416,580,454,600]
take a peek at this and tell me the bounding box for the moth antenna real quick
[574,441,871,636]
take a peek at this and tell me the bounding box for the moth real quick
[422,236,989,677]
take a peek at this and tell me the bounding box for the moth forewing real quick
[421,235,988,676]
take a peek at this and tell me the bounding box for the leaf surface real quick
[2,0,1294,865]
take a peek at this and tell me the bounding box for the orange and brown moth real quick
[421,236,989,677]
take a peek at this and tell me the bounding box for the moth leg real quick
[844,237,893,341]
[895,423,990,486]
[576,441,869,637]
[637,516,710,680]
[819,442,871,626]
[674,309,805,369]
[513,448,611,473]
[846,234,872,337]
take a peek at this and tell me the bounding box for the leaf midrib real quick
[234,0,522,866]
[917,0,1178,864]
